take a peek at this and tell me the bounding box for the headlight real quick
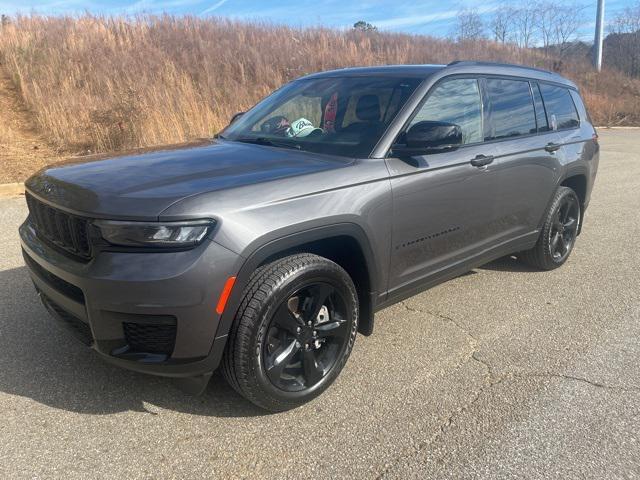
[95,219,214,248]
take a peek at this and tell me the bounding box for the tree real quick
[1,14,9,28]
[609,0,640,34]
[452,8,485,42]
[511,3,537,48]
[353,21,377,32]
[489,8,513,43]
[605,1,640,77]
[550,2,585,57]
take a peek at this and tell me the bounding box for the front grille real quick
[26,193,91,260]
[123,322,177,355]
[23,250,85,304]
[40,294,93,346]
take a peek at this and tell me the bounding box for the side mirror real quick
[393,121,463,156]
[229,111,245,125]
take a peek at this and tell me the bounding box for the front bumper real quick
[19,220,241,378]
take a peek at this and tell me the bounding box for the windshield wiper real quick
[235,136,301,150]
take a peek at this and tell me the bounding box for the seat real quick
[342,95,383,137]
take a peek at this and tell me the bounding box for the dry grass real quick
[0,14,638,155]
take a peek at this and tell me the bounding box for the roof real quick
[300,61,576,89]
[302,64,446,79]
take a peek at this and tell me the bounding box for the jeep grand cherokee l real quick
[20,61,599,411]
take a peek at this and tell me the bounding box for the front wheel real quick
[221,254,358,412]
[520,186,581,270]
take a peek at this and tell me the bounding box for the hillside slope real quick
[0,15,639,175]
[0,64,61,183]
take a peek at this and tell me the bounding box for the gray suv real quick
[20,61,599,411]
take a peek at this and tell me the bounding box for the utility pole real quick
[594,0,605,71]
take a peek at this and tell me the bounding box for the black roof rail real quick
[446,60,556,76]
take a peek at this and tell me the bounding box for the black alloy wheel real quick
[548,193,580,263]
[222,253,358,412]
[263,282,350,392]
[520,186,581,270]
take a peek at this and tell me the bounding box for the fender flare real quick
[537,168,589,236]
[214,222,380,342]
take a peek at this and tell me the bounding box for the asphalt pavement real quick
[0,129,638,479]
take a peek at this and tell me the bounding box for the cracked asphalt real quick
[0,129,639,479]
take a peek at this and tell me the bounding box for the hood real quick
[25,140,352,220]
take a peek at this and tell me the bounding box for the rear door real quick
[481,77,561,240]
[385,77,503,297]
[538,82,584,170]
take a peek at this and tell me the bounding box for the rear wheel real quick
[520,186,581,270]
[221,254,358,411]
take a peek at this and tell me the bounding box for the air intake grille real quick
[41,294,93,346]
[23,250,85,304]
[26,193,91,260]
[123,322,177,355]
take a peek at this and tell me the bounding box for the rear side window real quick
[569,90,592,125]
[531,83,550,132]
[539,84,580,130]
[484,78,536,140]
[410,78,483,144]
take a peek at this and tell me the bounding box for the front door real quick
[385,77,501,298]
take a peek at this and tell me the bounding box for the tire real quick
[221,253,359,412]
[520,186,581,270]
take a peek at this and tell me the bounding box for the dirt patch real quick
[0,66,64,183]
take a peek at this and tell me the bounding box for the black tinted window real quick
[484,78,536,140]
[411,78,483,144]
[539,84,580,130]
[532,83,549,132]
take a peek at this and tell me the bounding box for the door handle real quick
[470,154,494,167]
[545,142,561,153]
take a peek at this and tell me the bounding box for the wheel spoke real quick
[272,302,303,334]
[302,349,324,386]
[551,231,561,254]
[564,217,577,232]
[558,234,568,253]
[315,319,348,340]
[301,284,333,324]
[266,339,300,381]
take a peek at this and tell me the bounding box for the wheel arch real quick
[215,223,379,341]
[560,172,588,235]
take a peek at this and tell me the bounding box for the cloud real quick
[201,0,228,14]
[374,4,500,30]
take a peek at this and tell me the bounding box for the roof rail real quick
[446,60,556,76]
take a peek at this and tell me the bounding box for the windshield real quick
[221,76,423,157]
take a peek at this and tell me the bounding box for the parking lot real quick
[0,129,638,479]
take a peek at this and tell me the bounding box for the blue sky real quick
[0,0,636,41]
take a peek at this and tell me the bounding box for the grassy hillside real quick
[0,14,639,155]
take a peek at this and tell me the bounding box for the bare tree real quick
[552,2,586,56]
[511,3,537,48]
[534,1,555,55]
[606,1,640,77]
[609,1,640,34]
[489,8,513,43]
[534,1,585,58]
[452,8,485,42]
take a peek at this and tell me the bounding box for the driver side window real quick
[410,78,483,145]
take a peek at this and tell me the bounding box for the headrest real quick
[356,95,381,122]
